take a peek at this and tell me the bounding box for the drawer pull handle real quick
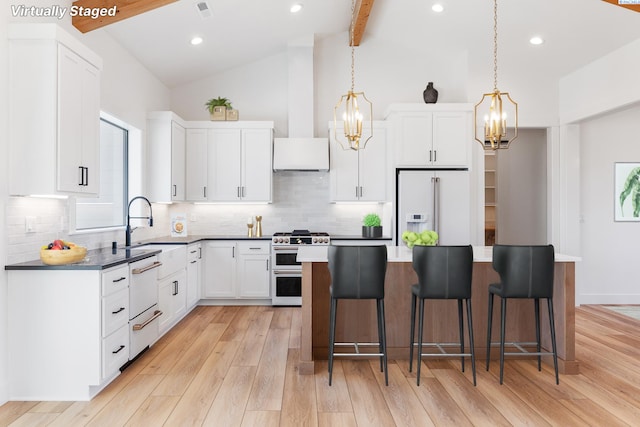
[132,261,162,274]
[132,310,163,331]
[190,260,197,264]
[113,277,126,283]
[112,345,125,354]
[249,247,261,250]
[112,307,125,314]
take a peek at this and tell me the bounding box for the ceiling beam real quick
[351,0,375,46]
[601,0,640,13]
[72,0,178,33]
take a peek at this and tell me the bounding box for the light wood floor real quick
[1,304,639,426]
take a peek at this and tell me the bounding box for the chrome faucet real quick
[126,196,154,248]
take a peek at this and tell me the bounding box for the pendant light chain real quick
[350,0,356,92]
[493,0,498,92]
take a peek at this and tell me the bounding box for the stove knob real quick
[285,238,289,244]
[312,237,317,243]
[277,238,282,243]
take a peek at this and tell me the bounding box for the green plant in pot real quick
[362,213,382,238]
[205,97,233,120]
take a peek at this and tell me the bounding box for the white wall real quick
[578,104,640,303]
[0,0,10,404]
[495,129,548,244]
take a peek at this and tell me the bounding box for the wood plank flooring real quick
[1,304,639,426]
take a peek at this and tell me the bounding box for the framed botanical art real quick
[614,162,640,222]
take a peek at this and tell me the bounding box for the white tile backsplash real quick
[6,171,388,264]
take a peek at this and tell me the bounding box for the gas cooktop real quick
[272,230,330,245]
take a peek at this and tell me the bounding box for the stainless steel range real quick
[271,230,330,306]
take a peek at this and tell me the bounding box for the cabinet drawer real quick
[102,324,129,380]
[237,242,270,255]
[102,288,129,337]
[187,244,201,262]
[102,265,129,296]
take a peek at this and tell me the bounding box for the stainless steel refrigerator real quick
[396,169,471,245]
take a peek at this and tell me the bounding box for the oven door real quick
[271,269,302,306]
[272,246,301,270]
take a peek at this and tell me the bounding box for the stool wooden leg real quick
[328,298,337,386]
[548,298,559,385]
[486,292,494,371]
[409,293,417,373]
[466,298,477,386]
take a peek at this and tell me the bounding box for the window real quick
[74,116,128,230]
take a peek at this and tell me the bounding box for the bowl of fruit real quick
[401,230,439,248]
[40,240,87,265]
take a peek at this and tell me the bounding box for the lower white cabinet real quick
[158,269,187,334]
[7,264,130,400]
[237,242,271,298]
[186,243,202,308]
[203,240,271,301]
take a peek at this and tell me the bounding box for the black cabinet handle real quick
[172,184,177,197]
[112,345,125,354]
[112,307,125,314]
[173,280,179,296]
[113,277,126,283]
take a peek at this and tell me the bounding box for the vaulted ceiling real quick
[90,0,640,89]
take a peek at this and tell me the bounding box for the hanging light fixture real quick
[474,0,518,150]
[333,0,373,151]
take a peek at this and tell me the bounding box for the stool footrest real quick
[413,342,472,357]
[332,342,383,357]
[489,341,555,356]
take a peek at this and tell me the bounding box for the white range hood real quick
[273,138,329,171]
[272,35,329,171]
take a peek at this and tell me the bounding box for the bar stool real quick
[327,245,388,386]
[486,244,559,385]
[409,245,476,386]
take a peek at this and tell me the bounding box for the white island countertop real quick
[297,245,581,263]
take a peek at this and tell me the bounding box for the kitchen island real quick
[297,245,580,375]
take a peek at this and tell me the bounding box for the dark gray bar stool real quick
[327,245,388,386]
[409,245,476,386]
[486,244,559,385]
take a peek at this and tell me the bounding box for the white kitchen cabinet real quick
[203,241,237,298]
[209,128,273,202]
[186,243,202,308]
[7,264,129,400]
[203,240,271,301]
[147,112,187,202]
[9,24,102,196]
[330,122,387,202]
[186,128,208,201]
[158,269,187,334]
[385,104,472,168]
[237,242,271,298]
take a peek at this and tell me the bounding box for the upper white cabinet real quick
[185,128,208,201]
[151,116,273,203]
[330,122,388,202]
[9,24,102,196]
[385,104,472,168]
[147,112,187,203]
[208,127,273,202]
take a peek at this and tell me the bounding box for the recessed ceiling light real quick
[191,36,203,46]
[432,3,444,13]
[290,3,303,13]
[529,36,544,45]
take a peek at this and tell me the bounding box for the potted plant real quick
[362,213,382,238]
[205,97,232,121]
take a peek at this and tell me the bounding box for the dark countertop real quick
[5,234,392,271]
[5,247,161,271]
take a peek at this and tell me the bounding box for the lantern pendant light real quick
[474,0,518,150]
[333,0,373,151]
